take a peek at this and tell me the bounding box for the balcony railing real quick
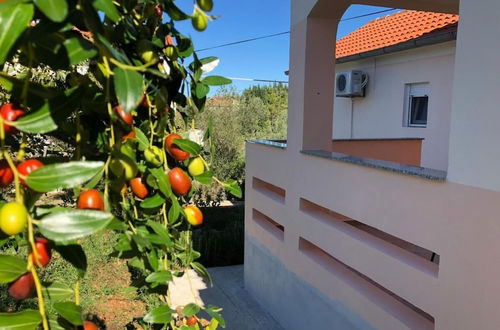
[244,139,457,329]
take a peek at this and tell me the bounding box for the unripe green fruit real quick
[188,157,205,176]
[138,40,159,64]
[192,12,208,32]
[110,154,138,181]
[144,146,164,167]
[164,46,178,60]
[197,0,213,12]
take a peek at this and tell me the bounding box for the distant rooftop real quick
[336,10,459,59]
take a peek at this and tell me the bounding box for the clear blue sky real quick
[173,1,395,93]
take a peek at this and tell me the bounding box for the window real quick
[404,83,429,128]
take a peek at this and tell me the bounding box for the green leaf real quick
[182,303,200,317]
[131,233,152,251]
[200,56,219,65]
[114,234,132,252]
[135,128,149,151]
[146,249,159,271]
[15,88,81,134]
[95,34,129,64]
[205,305,226,328]
[168,197,181,223]
[146,271,173,284]
[0,4,34,65]
[113,67,144,114]
[191,261,212,287]
[0,255,26,284]
[201,76,232,86]
[34,0,68,22]
[39,209,113,242]
[140,194,165,209]
[53,302,83,326]
[149,168,173,198]
[223,179,242,198]
[92,0,120,23]
[194,83,210,99]
[164,3,189,21]
[26,161,104,192]
[0,310,41,330]
[147,220,169,238]
[173,138,201,156]
[43,282,74,302]
[84,168,105,190]
[194,171,213,185]
[63,38,97,65]
[145,233,173,247]
[48,318,67,330]
[177,35,194,58]
[143,305,174,324]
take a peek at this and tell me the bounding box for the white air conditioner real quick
[335,70,368,97]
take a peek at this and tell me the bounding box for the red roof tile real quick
[336,10,458,59]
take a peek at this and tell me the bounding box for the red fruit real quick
[168,168,191,196]
[165,134,189,161]
[0,103,25,135]
[17,159,44,185]
[0,160,13,187]
[83,321,99,330]
[165,35,174,46]
[114,105,133,125]
[77,189,105,211]
[122,129,136,142]
[9,272,35,300]
[155,4,162,17]
[184,205,203,226]
[129,177,148,199]
[186,316,197,326]
[30,238,52,267]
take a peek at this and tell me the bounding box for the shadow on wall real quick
[193,204,245,267]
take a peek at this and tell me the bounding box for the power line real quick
[197,31,289,52]
[227,77,288,84]
[197,8,397,52]
[340,8,397,21]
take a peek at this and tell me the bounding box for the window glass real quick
[409,96,428,126]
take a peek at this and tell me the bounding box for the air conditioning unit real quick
[335,70,368,97]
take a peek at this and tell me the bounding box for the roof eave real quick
[336,28,458,64]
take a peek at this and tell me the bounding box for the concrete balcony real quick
[244,139,500,330]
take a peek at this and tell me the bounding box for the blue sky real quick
[173,1,396,93]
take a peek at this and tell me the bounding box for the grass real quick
[0,204,244,328]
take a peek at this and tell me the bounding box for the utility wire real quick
[197,8,397,52]
[227,77,288,84]
[197,31,290,52]
[339,7,397,21]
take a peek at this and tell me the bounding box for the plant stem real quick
[75,111,82,160]
[109,58,156,72]
[75,281,81,305]
[30,266,49,330]
[28,215,48,329]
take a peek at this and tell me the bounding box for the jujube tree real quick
[0,0,238,328]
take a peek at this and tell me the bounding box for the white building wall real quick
[332,41,455,171]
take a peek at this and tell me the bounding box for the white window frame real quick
[404,83,429,128]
